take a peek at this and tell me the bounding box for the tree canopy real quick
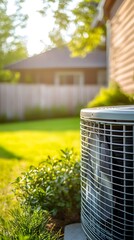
[0,0,28,81]
[40,0,105,56]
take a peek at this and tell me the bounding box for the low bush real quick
[24,106,69,120]
[24,105,82,121]
[0,114,8,123]
[14,149,80,223]
[87,81,134,108]
[0,114,20,123]
[0,207,62,240]
[0,105,82,123]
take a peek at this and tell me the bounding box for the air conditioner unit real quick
[80,106,134,240]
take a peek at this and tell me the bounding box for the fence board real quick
[0,84,101,119]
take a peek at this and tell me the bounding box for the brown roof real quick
[6,47,106,70]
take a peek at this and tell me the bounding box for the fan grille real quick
[81,116,134,240]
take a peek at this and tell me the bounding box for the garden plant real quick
[0,207,62,240]
[87,81,134,108]
[14,148,80,223]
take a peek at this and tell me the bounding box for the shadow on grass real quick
[0,118,80,132]
[0,146,22,160]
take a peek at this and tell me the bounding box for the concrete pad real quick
[64,223,87,240]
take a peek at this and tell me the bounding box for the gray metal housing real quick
[80,106,134,240]
[81,106,134,121]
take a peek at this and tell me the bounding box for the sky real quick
[7,0,55,56]
[7,0,79,57]
[24,1,54,56]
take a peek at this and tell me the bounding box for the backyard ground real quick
[0,117,80,219]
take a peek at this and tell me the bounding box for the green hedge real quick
[24,105,82,121]
[87,81,134,108]
[0,105,82,123]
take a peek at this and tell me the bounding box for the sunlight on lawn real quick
[0,131,80,161]
[0,118,80,218]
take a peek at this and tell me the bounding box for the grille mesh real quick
[81,116,134,240]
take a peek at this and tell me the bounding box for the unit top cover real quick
[81,106,134,121]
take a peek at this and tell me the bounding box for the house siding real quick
[18,68,106,85]
[109,0,134,93]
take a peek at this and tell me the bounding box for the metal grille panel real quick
[81,115,134,240]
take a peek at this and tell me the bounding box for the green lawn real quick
[0,117,80,218]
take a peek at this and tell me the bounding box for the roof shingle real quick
[6,47,106,70]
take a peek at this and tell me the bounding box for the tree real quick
[40,0,105,56]
[0,0,28,82]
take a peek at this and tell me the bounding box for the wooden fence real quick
[0,84,101,119]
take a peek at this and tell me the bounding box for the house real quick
[93,0,134,93]
[6,47,106,86]
[1,47,106,119]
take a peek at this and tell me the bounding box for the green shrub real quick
[0,207,62,240]
[14,149,80,222]
[24,106,70,120]
[0,104,83,123]
[24,106,47,120]
[0,114,20,123]
[87,81,134,108]
[0,114,7,123]
[24,105,82,121]
[0,70,20,83]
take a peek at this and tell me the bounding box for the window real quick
[55,72,84,85]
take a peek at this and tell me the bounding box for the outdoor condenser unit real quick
[80,106,134,240]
